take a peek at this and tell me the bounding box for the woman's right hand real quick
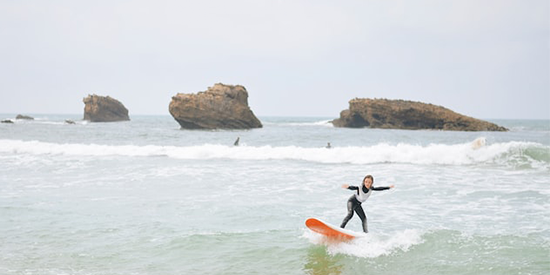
[342,184,349,189]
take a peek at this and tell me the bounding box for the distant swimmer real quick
[340,175,395,233]
[326,142,331,149]
[234,137,240,146]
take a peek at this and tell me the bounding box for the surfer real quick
[340,175,394,233]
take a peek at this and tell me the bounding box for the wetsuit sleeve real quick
[371,186,391,191]
[347,185,359,191]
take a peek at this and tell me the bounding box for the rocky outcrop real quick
[16,114,34,120]
[332,98,508,131]
[83,94,130,122]
[169,83,262,129]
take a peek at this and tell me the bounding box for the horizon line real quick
[1,112,549,121]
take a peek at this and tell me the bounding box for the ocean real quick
[1,115,549,275]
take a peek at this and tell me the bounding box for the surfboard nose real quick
[305,218,356,240]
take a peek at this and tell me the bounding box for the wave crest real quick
[0,139,548,168]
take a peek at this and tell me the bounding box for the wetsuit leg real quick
[354,204,368,233]
[340,196,358,229]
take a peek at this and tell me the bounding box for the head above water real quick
[363,175,374,188]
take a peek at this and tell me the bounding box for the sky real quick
[1,0,548,119]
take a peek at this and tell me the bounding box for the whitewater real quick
[1,115,549,275]
[1,139,548,168]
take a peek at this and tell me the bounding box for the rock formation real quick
[332,98,508,131]
[83,94,130,122]
[169,83,262,129]
[16,114,34,120]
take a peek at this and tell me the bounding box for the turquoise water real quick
[1,115,549,274]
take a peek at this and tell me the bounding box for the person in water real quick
[340,175,394,233]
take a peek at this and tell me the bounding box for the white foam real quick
[303,228,424,258]
[287,120,333,127]
[263,120,333,127]
[0,139,547,167]
[471,137,486,149]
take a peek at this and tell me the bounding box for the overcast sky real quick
[1,0,548,119]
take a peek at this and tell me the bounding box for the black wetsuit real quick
[340,185,390,233]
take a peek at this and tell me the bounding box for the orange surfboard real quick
[305,218,363,240]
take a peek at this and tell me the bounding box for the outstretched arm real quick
[341,184,358,190]
[371,185,395,191]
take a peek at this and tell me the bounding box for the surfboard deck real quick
[305,218,364,240]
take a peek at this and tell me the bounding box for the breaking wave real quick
[0,139,548,168]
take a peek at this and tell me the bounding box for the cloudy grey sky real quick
[1,0,548,119]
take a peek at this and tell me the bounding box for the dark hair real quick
[363,175,374,183]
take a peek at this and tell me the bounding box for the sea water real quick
[0,115,548,275]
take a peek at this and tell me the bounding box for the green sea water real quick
[0,115,548,274]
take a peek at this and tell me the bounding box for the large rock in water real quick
[16,114,34,120]
[332,98,508,131]
[83,94,130,122]
[169,83,262,129]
